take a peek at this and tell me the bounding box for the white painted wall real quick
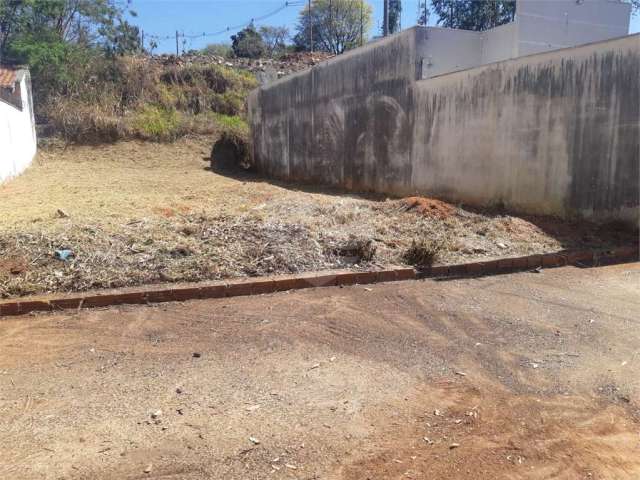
[0,71,36,183]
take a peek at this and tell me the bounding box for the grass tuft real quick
[404,237,448,267]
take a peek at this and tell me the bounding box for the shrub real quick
[210,117,252,171]
[132,106,181,141]
[36,56,256,144]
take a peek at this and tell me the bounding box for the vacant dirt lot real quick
[1,263,639,479]
[0,138,634,298]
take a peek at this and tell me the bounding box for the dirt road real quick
[1,263,639,479]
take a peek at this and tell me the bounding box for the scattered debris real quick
[249,437,260,445]
[1,141,632,300]
[449,443,461,449]
[192,352,201,358]
[143,464,152,474]
[246,404,261,412]
[54,249,74,261]
[56,209,69,218]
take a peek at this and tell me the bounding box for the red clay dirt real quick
[401,196,457,219]
[1,263,639,479]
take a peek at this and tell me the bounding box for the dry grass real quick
[0,138,634,298]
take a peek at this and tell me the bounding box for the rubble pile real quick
[153,51,335,83]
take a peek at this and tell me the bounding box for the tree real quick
[0,0,135,62]
[431,0,515,31]
[388,0,402,34]
[0,0,138,120]
[202,43,233,58]
[103,20,141,56]
[294,0,373,54]
[259,25,289,57]
[230,24,266,58]
[417,1,429,26]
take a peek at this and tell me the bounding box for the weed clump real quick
[133,106,181,141]
[404,237,447,267]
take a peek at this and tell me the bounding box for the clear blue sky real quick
[127,0,640,54]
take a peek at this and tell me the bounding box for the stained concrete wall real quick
[0,71,37,183]
[248,30,639,224]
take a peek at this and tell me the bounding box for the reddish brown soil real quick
[402,196,457,219]
[0,256,27,277]
[1,264,639,479]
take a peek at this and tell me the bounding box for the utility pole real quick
[308,0,313,53]
[141,29,144,51]
[383,0,389,36]
[175,30,179,56]
[360,0,364,46]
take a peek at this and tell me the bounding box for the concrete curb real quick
[0,246,637,318]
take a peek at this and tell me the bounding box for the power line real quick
[145,1,305,43]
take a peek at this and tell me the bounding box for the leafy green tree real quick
[417,1,429,26]
[259,25,289,57]
[294,0,373,54]
[230,24,266,58]
[388,0,402,34]
[0,0,137,120]
[103,20,141,56]
[431,0,515,31]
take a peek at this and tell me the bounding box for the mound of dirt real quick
[401,196,456,219]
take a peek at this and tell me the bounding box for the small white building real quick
[419,0,632,79]
[0,66,37,183]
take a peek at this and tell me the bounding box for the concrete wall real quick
[481,22,518,65]
[0,71,36,183]
[407,0,632,80]
[516,0,631,56]
[418,27,482,79]
[248,30,639,224]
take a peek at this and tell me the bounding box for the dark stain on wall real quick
[248,30,639,223]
